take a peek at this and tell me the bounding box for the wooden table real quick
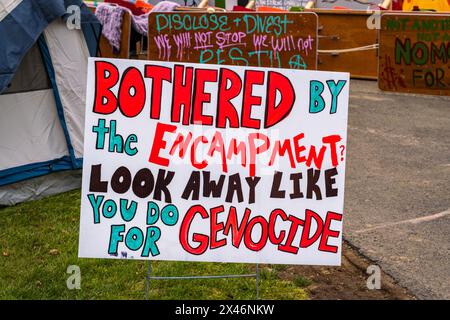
[308,9,379,80]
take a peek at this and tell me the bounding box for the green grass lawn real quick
[0,190,308,300]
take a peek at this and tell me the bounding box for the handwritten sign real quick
[147,12,318,70]
[379,13,450,96]
[78,58,349,265]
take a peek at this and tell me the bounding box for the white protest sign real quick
[79,58,349,265]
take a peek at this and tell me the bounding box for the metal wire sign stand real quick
[145,261,261,300]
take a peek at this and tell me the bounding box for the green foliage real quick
[293,276,313,288]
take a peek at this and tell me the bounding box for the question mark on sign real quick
[340,145,346,162]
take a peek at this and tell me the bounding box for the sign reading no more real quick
[379,13,450,96]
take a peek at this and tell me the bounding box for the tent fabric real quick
[38,35,79,170]
[63,0,102,57]
[43,21,90,161]
[0,0,22,21]
[0,0,100,204]
[0,156,74,187]
[2,43,51,94]
[0,0,66,93]
[0,0,100,94]
[0,89,69,172]
[0,170,82,206]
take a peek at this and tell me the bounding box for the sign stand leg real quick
[256,263,260,300]
[144,262,260,300]
[145,260,152,300]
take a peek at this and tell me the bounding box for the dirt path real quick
[278,242,415,300]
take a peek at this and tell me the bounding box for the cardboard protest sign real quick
[78,58,349,265]
[147,12,318,70]
[379,13,450,96]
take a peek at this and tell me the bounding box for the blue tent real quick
[0,0,101,205]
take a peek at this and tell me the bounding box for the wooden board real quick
[87,4,131,59]
[147,12,318,70]
[310,9,378,79]
[379,13,450,96]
